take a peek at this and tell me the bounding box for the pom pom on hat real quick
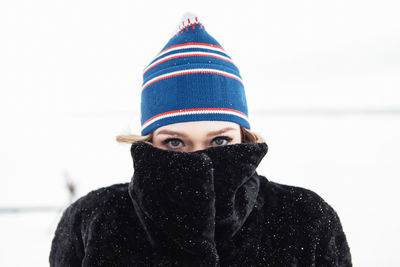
[140,12,250,136]
[174,12,204,34]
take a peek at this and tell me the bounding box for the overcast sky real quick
[1,0,399,117]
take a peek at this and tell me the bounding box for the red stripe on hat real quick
[143,107,248,126]
[159,42,225,55]
[141,69,242,92]
[143,53,236,74]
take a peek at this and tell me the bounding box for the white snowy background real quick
[1,0,399,266]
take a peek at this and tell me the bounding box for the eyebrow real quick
[206,127,237,137]
[156,127,237,137]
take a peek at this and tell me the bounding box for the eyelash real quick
[162,136,233,148]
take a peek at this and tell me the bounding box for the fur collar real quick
[128,141,268,262]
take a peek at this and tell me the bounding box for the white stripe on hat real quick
[141,68,242,92]
[157,43,227,58]
[142,108,249,131]
[143,51,235,74]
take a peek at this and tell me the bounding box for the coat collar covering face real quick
[50,140,352,266]
[128,141,268,264]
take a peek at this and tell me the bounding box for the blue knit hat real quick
[140,12,250,136]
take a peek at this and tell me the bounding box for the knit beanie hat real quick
[140,12,250,136]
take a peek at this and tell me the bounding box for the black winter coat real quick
[50,141,352,266]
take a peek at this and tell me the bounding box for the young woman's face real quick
[152,121,241,152]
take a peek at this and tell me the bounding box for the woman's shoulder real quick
[256,174,340,223]
[60,182,131,221]
[50,183,139,265]
[254,176,352,266]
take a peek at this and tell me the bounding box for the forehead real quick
[154,121,240,135]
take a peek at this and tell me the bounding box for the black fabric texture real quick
[49,141,352,266]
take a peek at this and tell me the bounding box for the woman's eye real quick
[163,138,183,148]
[211,136,232,146]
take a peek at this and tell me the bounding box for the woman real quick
[49,13,352,266]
